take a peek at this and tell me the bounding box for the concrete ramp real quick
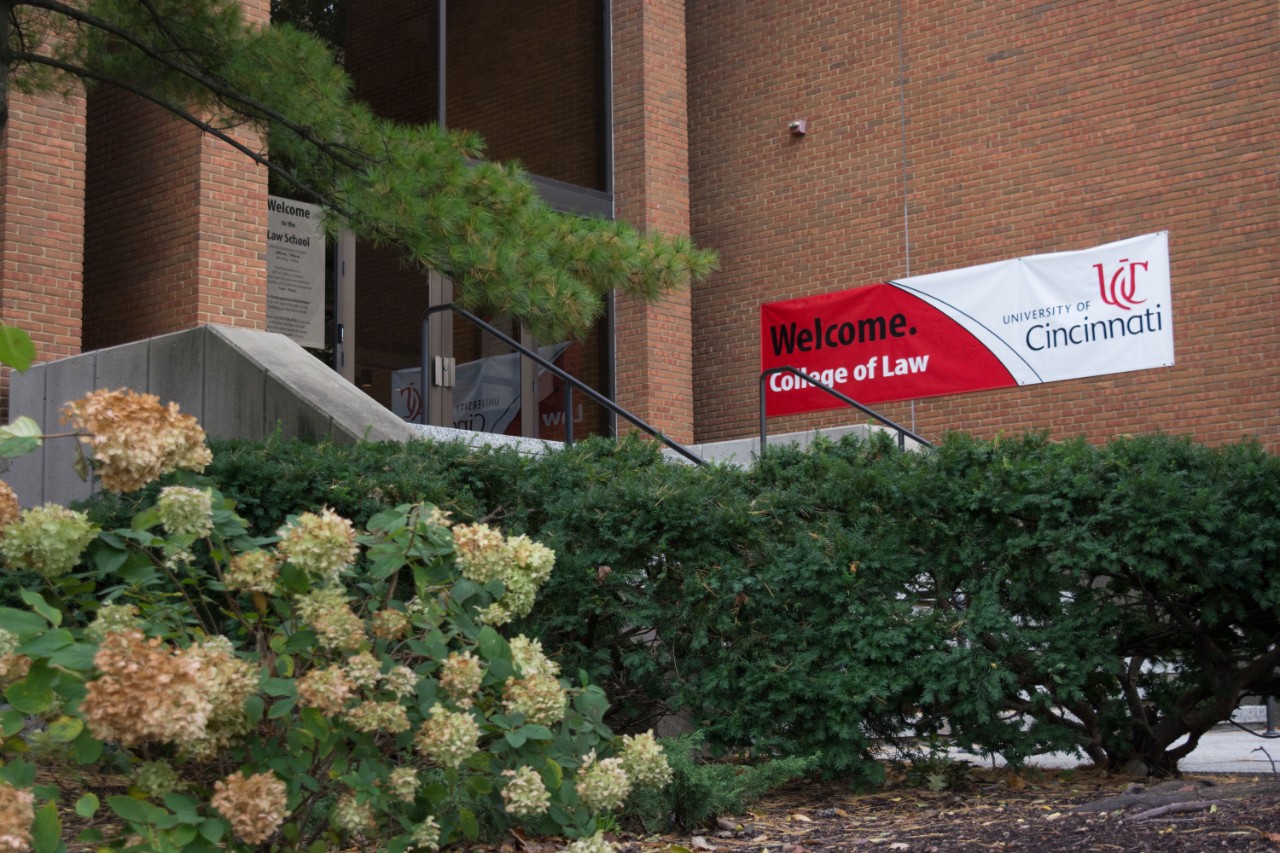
[4,325,418,507]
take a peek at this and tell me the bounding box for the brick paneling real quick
[687,1,1279,449]
[613,0,695,445]
[83,88,266,350]
[81,0,269,351]
[0,88,87,365]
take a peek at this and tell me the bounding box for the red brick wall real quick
[447,0,605,189]
[82,2,268,351]
[83,89,266,350]
[687,0,1279,449]
[613,0,695,445]
[0,88,87,368]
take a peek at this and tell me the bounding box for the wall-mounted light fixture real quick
[788,119,808,137]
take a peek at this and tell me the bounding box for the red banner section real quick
[760,284,1016,416]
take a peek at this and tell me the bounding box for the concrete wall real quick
[4,325,417,507]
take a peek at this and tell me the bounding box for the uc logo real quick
[1094,259,1148,311]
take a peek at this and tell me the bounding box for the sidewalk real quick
[954,727,1280,775]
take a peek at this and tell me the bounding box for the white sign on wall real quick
[266,195,325,349]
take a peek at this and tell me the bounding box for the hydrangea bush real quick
[0,342,671,853]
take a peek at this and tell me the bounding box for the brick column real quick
[612,0,695,444]
[83,0,268,350]
[0,87,88,363]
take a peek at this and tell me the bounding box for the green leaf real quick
[465,775,493,795]
[72,727,104,765]
[0,608,49,639]
[5,662,57,714]
[0,324,36,371]
[19,590,62,628]
[574,685,609,724]
[457,807,479,841]
[74,794,100,819]
[47,642,96,672]
[476,625,508,662]
[198,818,226,843]
[0,416,42,458]
[107,795,167,826]
[170,825,200,845]
[45,715,84,743]
[16,628,73,658]
[72,442,90,482]
[0,758,36,788]
[262,677,297,697]
[0,710,25,737]
[31,800,62,853]
[517,724,554,742]
[504,729,527,749]
[268,697,297,719]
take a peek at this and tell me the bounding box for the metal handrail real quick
[759,366,932,451]
[421,304,707,465]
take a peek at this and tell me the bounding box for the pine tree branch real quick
[8,47,349,215]
[21,0,369,171]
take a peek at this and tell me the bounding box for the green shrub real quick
[622,733,817,832]
[67,420,1280,782]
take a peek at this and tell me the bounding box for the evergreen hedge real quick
[81,430,1280,782]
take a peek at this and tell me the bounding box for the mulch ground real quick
[598,769,1280,853]
[53,764,1280,851]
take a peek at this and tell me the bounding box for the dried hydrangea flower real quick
[84,602,140,643]
[225,550,278,594]
[182,639,260,759]
[0,782,34,853]
[0,629,31,689]
[620,731,673,789]
[451,523,508,583]
[509,635,560,679]
[407,816,441,852]
[331,791,376,837]
[414,703,480,769]
[502,673,566,726]
[0,482,20,530]
[439,651,484,708]
[81,631,210,747]
[133,760,182,799]
[452,526,556,625]
[563,830,618,853]
[384,767,419,804]
[155,486,214,538]
[500,766,551,818]
[575,750,631,813]
[211,771,289,846]
[62,389,211,493]
[344,700,410,734]
[420,504,452,529]
[297,665,354,717]
[293,588,366,651]
[371,608,410,641]
[381,665,418,700]
[343,651,382,689]
[276,508,358,586]
[0,503,98,577]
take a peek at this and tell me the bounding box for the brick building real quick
[1,0,1276,451]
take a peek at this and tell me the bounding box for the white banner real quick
[392,343,571,431]
[888,232,1174,387]
[266,196,325,349]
